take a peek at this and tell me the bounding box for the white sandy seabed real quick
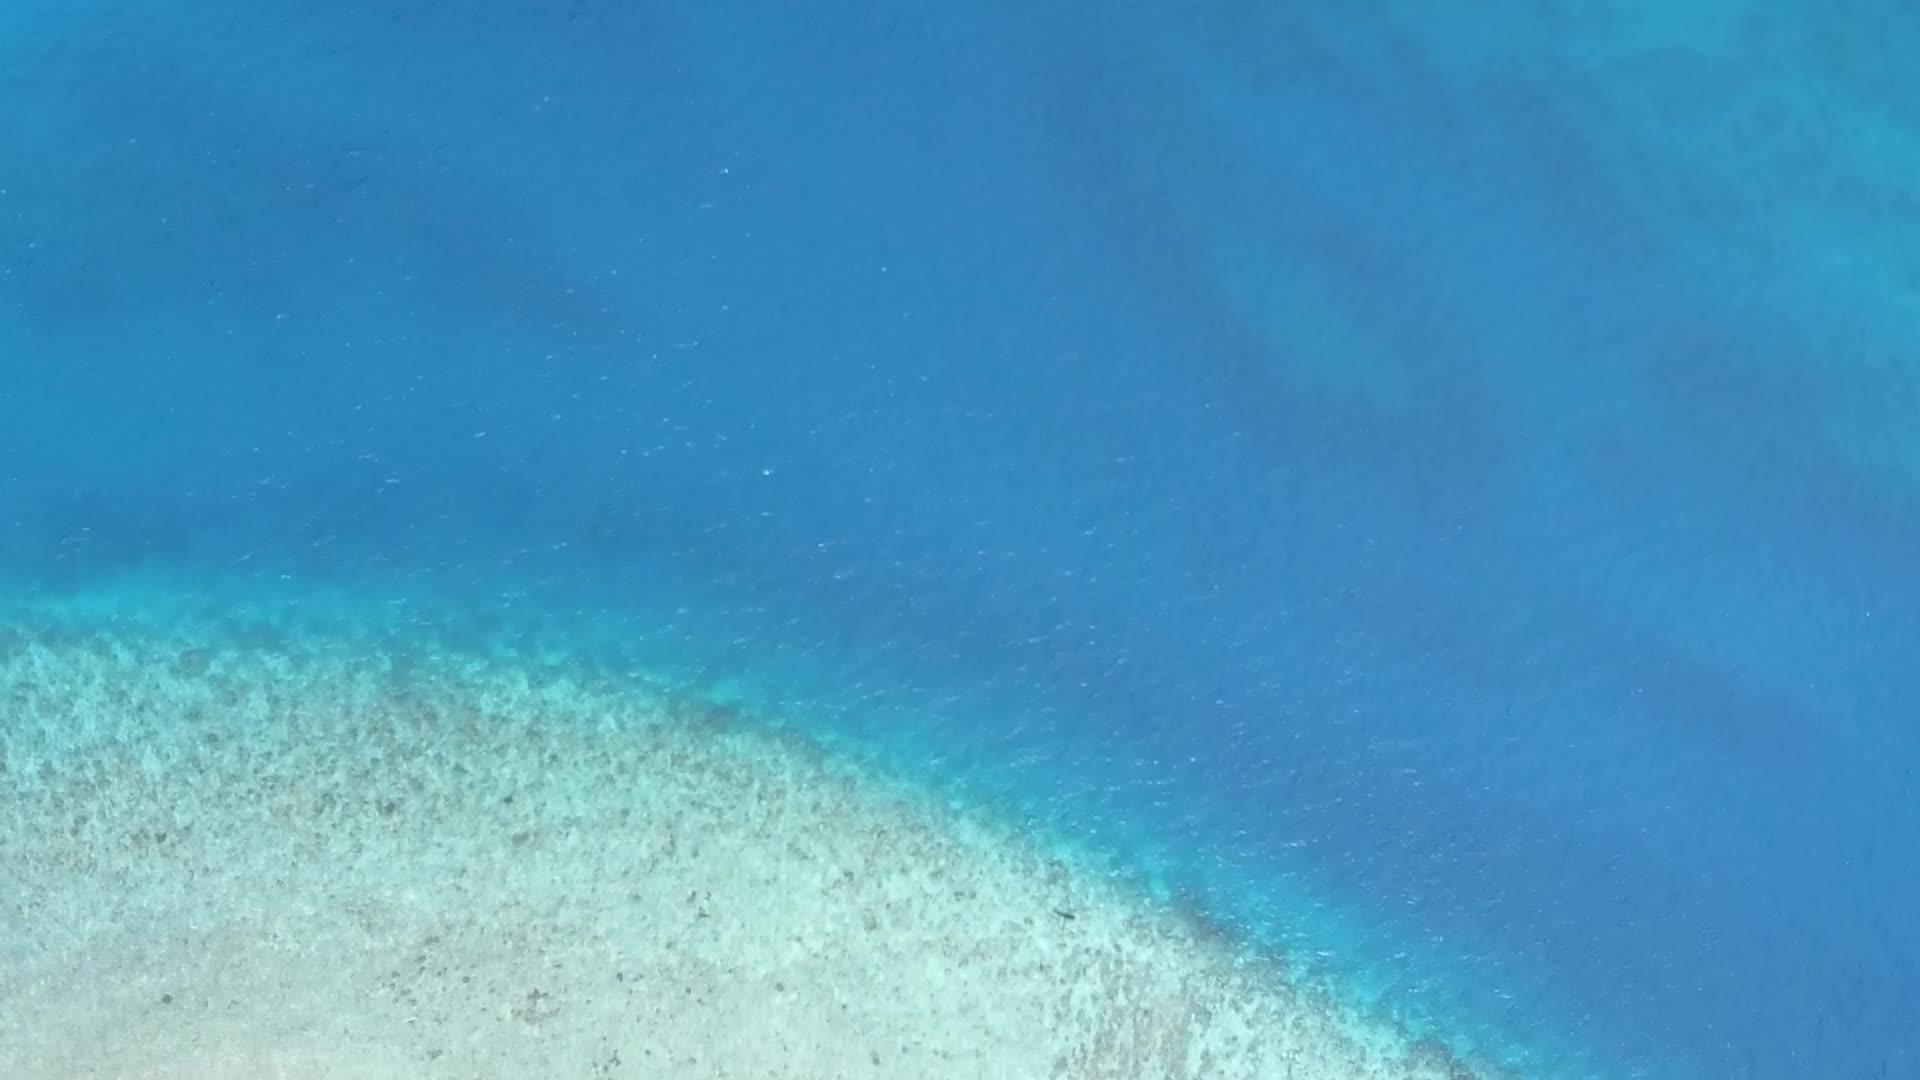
[0,595,1503,1080]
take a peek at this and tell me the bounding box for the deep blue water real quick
[5,3,1918,1077]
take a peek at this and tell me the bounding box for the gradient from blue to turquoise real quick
[4,3,1917,1078]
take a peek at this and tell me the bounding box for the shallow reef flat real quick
[0,601,1495,1079]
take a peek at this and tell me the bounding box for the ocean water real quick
[3,2,1917,1078]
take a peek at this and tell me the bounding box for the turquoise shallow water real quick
[5,3,1919,1078]
[4,581,1506,1079]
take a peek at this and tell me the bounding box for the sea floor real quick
[0,590,1489,1079]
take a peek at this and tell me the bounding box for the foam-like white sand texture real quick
[1,628,1482,1079]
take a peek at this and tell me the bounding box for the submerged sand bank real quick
[1,617,1490,1079]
